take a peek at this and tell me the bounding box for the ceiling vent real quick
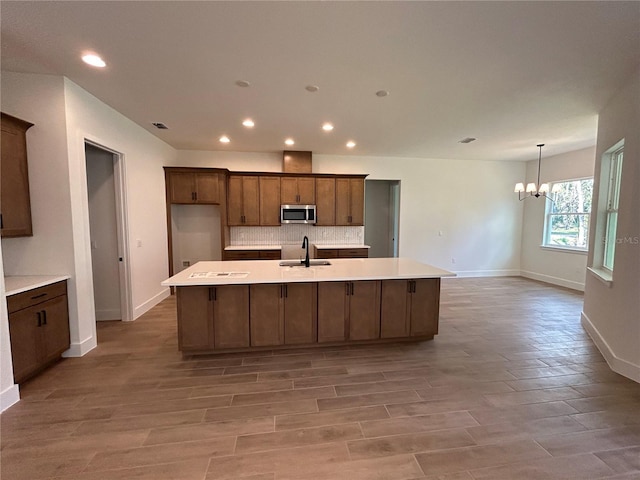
[151,122,169,129]
[458,137,476,144]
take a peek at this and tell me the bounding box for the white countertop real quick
[313,244,370,249]
[162,258,455,287]
[4,275,71,296]
[224,245,282,251]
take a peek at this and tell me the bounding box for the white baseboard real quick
[96,308,122,321]
[63,335,97,357]
[1,384,20,412]
[452,269,520,278]
[521,270,584,292]
[581,311,640,383]
[133,288,171,320]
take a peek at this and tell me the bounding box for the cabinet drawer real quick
[223,250,260,261]
[7,281,67,314]
[338,248,369,258]
[316,249,339,259]
[259,250,281,260]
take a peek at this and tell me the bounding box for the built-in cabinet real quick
[336,177,365,226]
[177,285,250,352]
[380,279,440,338]
[315,177,336,226]
[259,176,281,226]
[281,177,316,205]
[250,283,317,346]
[223,249,281,261]
[314,247,369,259]
[7,281,70,383]
[175,277,439,354]
[1,112,34,238]
[228,175,260,226]
[167,171,220,204]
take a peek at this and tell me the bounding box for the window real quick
[602,145,624,271]
[543,178,593,250]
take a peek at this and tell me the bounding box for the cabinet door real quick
[349,178,365,226]
[213,285,250,348]
[380,280,410,338]
[280,177,299,205]
[1,115,33,237]
[177,287,213,351]
[335,178,351,226]
[40,295,70,362]
[259,176,281,226]
[169,172,196,203]
[316,249,339,259]
[348,281,381,341]
[250,284,284,346]
[338,248,369,258]
[242,176,261,226]
[410,279,440,337]
[315,178,335,226]
[8,306,41,383]
[227,176,244,225]
[195,173,220,204]
[297,177,316,204]
[284,283,317,345]
[317,282,348,343]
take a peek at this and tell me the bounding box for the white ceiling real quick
[1,1,639,162]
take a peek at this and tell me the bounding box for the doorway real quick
[365,180,400,258]
[84,142,130,321]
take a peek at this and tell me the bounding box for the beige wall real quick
[582,69,640,382]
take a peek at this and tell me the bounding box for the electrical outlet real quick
[182,260,190,267]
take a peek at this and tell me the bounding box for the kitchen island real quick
[161,258,455,354]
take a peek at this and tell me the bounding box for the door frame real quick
[84,140,133,322]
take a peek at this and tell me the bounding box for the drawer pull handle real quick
[37,311,42,327]
[42,310,47,325]
[31,293,47,300]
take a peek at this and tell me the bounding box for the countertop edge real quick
[5,275,71,296]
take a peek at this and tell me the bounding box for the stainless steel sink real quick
[278,260,332,267]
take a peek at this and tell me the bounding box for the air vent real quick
[458,137,476,144]
[152,122,169,129]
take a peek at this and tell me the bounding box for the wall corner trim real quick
[581,311,640,384]
[133,288,171,320]
[521,270,585,292]
[63,336,98,357]
[1,384,20,412]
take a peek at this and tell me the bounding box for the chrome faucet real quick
[301,236,310,267]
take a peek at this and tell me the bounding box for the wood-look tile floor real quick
[2,277,640,480]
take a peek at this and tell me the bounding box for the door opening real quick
[365,180,400,258]
[84,142,131,322]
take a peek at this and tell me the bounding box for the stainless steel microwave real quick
[280,205,316,224]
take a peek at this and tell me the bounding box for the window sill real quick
[539,245,588,255]
[587,267,613,287]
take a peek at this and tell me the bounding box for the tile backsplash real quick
[230,225,364,246]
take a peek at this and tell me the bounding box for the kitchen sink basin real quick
[278,260,332,267]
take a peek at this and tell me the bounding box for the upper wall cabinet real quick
[259,176,281,226]
[281,177,316,205]
[167,170,220,204]
[1,112,34,237]
[335,177,365,226]
[315,177,336,226]
[228,175,260,226]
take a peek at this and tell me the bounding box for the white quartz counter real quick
[313,244,370,249]
[4,275,71,296]
[162,257,455,287]
[224,245,282,251]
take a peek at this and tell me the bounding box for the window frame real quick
[541,177,593,253]
[602,145,624,272]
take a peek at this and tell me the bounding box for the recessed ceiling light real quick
[305,85,320,93]
[322,123,334,132]
[284,138,295,146]
[219,135,230,143]
[235,80,250,87]
[242,119,255,128]
[346,141,356,148]
[375,90,389,97]
[458,137,477,144]
[82,54,106,68]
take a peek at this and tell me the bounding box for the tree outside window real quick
[544,179,593,250]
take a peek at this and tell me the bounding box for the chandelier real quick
[514,144,560,200]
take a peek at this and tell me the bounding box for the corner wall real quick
[520,147,596,291]
[582,70,640,383]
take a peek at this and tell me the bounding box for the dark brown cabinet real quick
[7,281,70,383]
[315,177,336,226]
[281,177,316,205]
[317,280,380,343]
[177,285,250,352]
[314,247,369,259]
[168,171,220,204]
[223,249,281,261]
[1,113,34,237]
[259,176,281,226]
[380,279,440,339]
[228,175,260,225]
[250,283,317,346]
[336,178,365,226]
